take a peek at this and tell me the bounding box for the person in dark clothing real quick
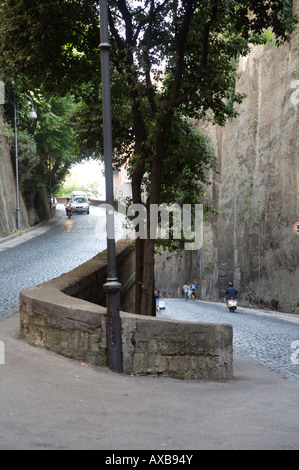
[154,286,161,312]
[225,282,238,306]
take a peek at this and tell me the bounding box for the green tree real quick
[3,86,79,205]
[33,94,79,197]
[0,0,296,315]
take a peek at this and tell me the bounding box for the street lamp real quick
[99,0,122,373]
[14,96,37,230]
[28,103,37,120]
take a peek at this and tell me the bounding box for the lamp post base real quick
[103,278,122,373]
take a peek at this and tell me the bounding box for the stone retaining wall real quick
[19,237,233,380]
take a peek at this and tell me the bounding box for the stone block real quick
[133,353,144,374]
[156,355,168,373]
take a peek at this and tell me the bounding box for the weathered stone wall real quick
[0,113,52,237]
[121,312,232,380]
[20,286,108,366]
[39,237,136,313]
[20,237,233,380]
[208,15,299,313]
[156,5,299,313]
[0,115,30,236]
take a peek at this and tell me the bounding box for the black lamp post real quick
[99,0,122,373]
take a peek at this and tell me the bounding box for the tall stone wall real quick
[0,112,52,237]
[156,3,299,313]
[202,3,299,313]
[0,116,29,236]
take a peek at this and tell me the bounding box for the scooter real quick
[65,203,73,219]
[227,297,238,312]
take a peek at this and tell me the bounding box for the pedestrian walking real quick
[183,283,189,301]
[154,286,161,312]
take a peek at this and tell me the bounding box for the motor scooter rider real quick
[190,281,197,301]
[64,197,74,216]
[225,282,238,307]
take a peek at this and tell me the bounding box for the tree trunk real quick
[139,114,172,316]
[134,237,145,315]
[131,157,145,315]
[140,237,156,316]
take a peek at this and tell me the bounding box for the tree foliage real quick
[33,94,79,195]
[2,118,39,190]
[3,85,79,198]
[0,0,100,94]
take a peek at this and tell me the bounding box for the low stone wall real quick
[19,237,233,380]
[121,312,232,380]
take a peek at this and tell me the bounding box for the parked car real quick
[71,195,90,214]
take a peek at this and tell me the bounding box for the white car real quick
[72,196,90,214]
[71,190,88,199]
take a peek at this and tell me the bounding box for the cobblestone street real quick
[0,204,123,317]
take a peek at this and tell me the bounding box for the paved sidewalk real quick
[0,210,63,248]
[0,312,298,450]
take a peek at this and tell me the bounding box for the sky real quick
[68,159,106,199]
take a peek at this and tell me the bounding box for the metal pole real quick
[14,98,20,230]
[49,155,52,217]
[99,0,122,373]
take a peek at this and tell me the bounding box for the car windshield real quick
[73,197,87,203]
